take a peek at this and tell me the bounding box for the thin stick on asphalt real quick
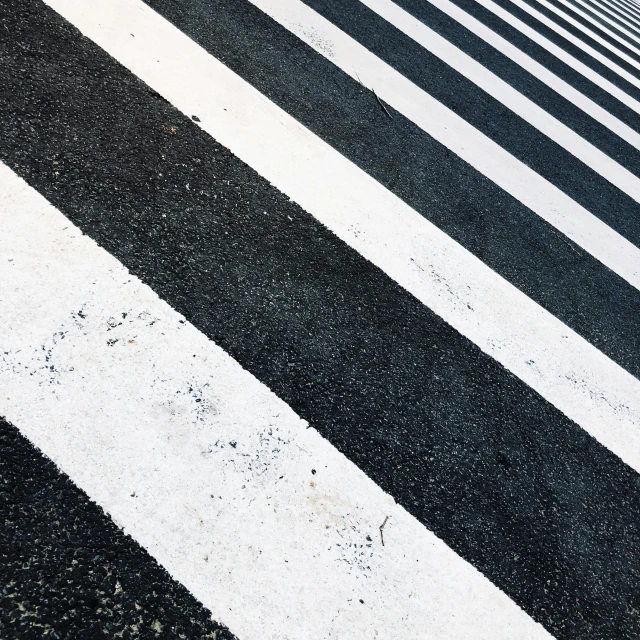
[379,515,390,546]
[373,90,393,119]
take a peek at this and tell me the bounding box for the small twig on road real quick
[353,69,392,119]
[379,515,390,546]
[373,90,393,119]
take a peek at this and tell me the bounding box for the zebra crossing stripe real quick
[350,0,640,196]
[41,0,640,474]
[537,0,640,51]
[136,0,640,383]
[0,413,239,639]
[607,0,640,22]
[0,162,553,640]
[502,0,640,84]
[3,0,640,636]
[571,0,640,37]
[295,0,640,237]
[245,0,640,285]
[471,0,640,107]
[419,0,640,146]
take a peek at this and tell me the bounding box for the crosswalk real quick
[1,0,639,637]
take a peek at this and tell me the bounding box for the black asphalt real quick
[0,417,237,640]
[2,2,640,638]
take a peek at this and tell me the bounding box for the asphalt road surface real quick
[2,0,640,638]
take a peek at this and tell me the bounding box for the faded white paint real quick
[359,0,640,193]
[38,0,640,475]
[0,164,553,640]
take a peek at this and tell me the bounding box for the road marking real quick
[573,0,640,35]
[43,0,640,477]
[357,0,640,194]
[246,0,640,283]
[0,162,552,640]
[533,0,640,49]
[422,0,640,146]
[472,0,640,110]
[502,0,640,85]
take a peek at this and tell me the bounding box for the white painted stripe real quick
[594,0,640,30]
[247,0,640,277]
[504,0,640,87]
[611,0,640,15]
[423,0,640,147]
[0,164,552,640]
[473,0,640,112]
[600,0,640,28]
[599,0,640,23]
[578,0,640,35]
[43,0,640,477]
[611,0,640,20]
[359,0,640,195]
[603,0,640,23]
[535,0,640,48]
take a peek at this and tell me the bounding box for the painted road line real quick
[596,0,640,28]
[571,0,640,36]
[30,0,640,476]
[146,0,640,253]
[136,0,640,380]
[471,0,640,108]
[0,163,553,640]
[419,0,640,147]
[608,0,640,20]
[534,0,640,49]
[527,0,640,60]
[608,0,640,18]
[351,0,640,193]
[240,0,640,280]
[3,0,639,390]
[302,0,640,220]
[616,0,640,16]
[541,0,640,57]
[502,0,640,84]
[4,4,640,634]
[394,0,640,165]
[0,417,238,639]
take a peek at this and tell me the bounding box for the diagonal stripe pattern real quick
[2,0,640,638]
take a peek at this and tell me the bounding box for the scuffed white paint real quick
[0,164,552,640]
